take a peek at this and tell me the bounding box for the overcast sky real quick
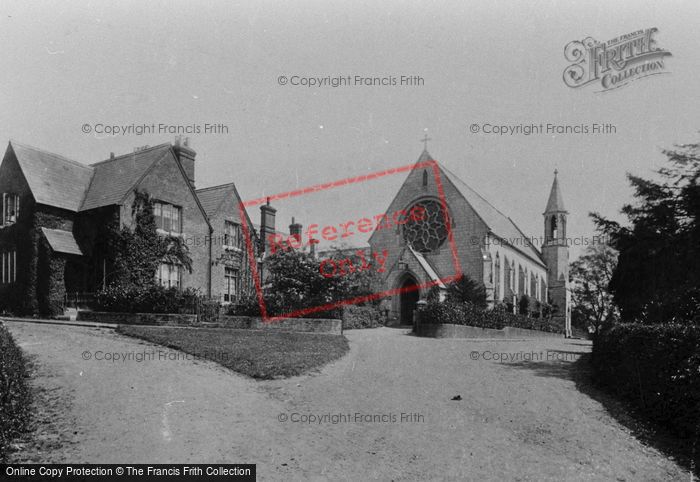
[1,0,698,258]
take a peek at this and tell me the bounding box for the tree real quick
[261,248,381,318]
[569,241,619,334]
[592,141,700,323]
[323,247,382,302]
[445,275,487,308]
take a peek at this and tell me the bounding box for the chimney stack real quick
[173,136,196,188]
[260,197,277,256]
[289,217,302,244]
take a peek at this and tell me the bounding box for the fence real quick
[63,292,95,310]
[194,297,221,323]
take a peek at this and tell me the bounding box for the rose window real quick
[403,200,450,253]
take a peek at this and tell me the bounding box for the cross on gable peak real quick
[421,133,431,150]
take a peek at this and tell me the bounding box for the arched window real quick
[550,215,558,239]
[503,256,510,295]
[422,170,428,187]
[560,215,566,239]
[518,265,525,296]
[540,276,547,302]
[494,253,501,301]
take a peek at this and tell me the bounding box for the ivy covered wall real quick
[0,188,198,317]
[0,195,79,316]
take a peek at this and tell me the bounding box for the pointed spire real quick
[545,170,567,213]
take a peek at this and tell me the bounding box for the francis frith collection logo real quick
[563,28,671,92]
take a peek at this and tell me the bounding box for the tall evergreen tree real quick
[592,142,700,323]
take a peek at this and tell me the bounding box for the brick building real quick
[368,149,571,334]
[0,139,262,316]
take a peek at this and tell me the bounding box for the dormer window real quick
[154,202,181,234]
[2,193,20,226]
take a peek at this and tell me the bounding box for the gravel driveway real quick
[4,322,689,481]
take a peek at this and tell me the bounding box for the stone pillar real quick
[414,299,427,333]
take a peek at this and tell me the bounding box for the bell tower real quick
[542,170,571,337]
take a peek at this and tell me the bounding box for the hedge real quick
[592,323,700,442]
[418,300,565,334]
[94,285,201,314]
[225,293,344,320]
[0,324,31,461]
[342,305,385,330]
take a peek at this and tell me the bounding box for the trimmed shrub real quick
[225,292,344,320]
[342,305,385,330]
[95,285,201,314]
[225,294,262,317]
[592,323,700,441]
[445,275,487,308]
[417,300,565,334]
[0,324,31,461]
[518,295,530,315]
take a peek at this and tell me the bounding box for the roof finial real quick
[421,133,431,151]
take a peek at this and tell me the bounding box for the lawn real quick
[116,326,349,379]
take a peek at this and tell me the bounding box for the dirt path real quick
[5,322,690,481]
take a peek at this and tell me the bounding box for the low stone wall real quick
[76,312,342,334]
[415,323,563,339]
[77,311,197,326]
[205,315,342,335]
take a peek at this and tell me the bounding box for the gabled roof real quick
[369,149,544,266]
[417,149,432,164]
[6,141,175,213]
[196,183,236,217]
[196,182,257,235]
[4,142,213,233]
[81,144,172,211]
[406,245,446,289]
[10,142,93,212]
[41,227,84,256]
[439,164,545,265]
[544,170,566,213]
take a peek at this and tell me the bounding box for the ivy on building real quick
[109,190,192,290]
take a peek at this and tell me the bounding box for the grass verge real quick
[0,324,32,461]
[116,326,349,379]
